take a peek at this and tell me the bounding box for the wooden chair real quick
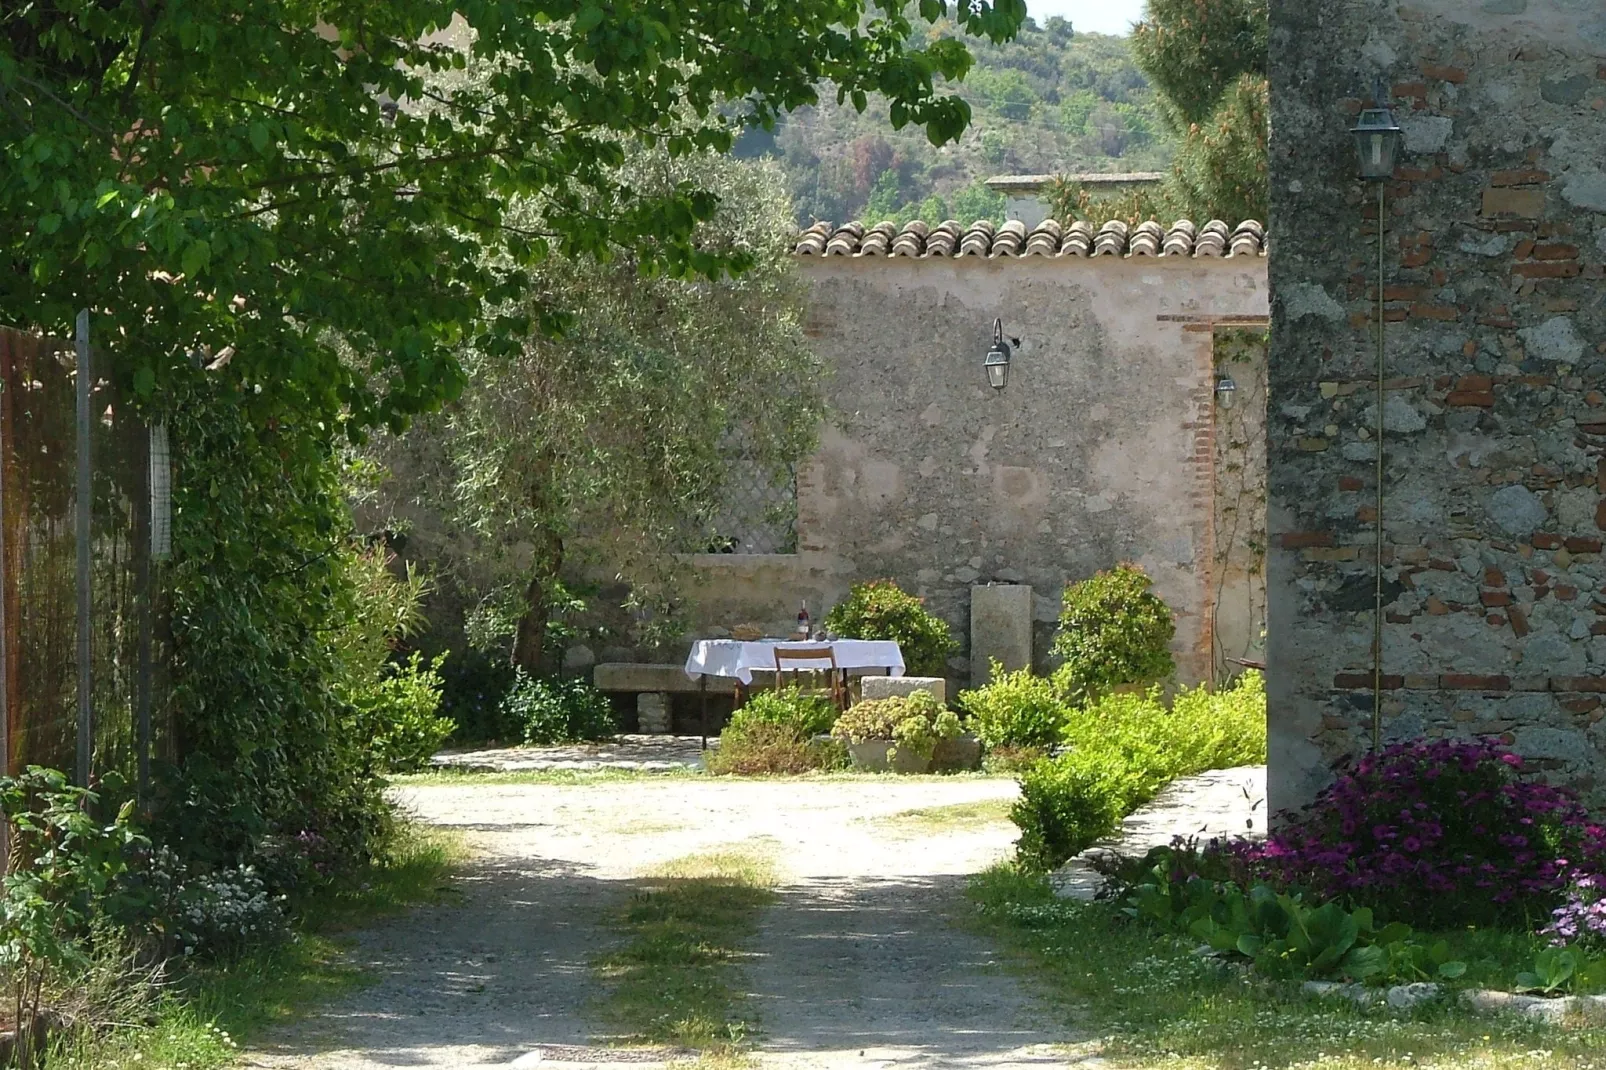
[773,645,847,711]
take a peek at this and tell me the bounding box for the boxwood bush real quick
[823,580,958,677]
[1051,564,1175,707]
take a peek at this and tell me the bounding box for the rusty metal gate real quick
[0,317,167,792]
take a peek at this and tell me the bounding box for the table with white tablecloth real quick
[682,638,904,747]
[683,638,905,685]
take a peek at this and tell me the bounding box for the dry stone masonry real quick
[1268,0,1606,810]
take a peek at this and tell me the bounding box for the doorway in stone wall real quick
[1210,326,1269,681]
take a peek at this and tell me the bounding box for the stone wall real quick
[688,254,1269,687]
[1267,0,1606,811]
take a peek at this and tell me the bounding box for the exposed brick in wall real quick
[1268,1,1606,810]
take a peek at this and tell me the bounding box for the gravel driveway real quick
[246,776,1067,1070]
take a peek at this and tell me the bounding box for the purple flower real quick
[1205,737,1603,930]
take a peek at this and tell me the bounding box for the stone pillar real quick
[637,692,671,735]
[971,584,1033,686]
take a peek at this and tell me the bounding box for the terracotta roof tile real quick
[796,218,1268,260]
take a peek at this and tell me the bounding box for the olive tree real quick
[389,150,822,671]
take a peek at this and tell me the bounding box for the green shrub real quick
[0,769,145,1063]
[706,722,847,776]
[727,687,838,739]
[707,688,845,775]
[830,690,943,743]
[349,652,454,773]
[958,662,1067,750]
[330,552,453,773]
[1012,672,1266,870]
[823,580,958,677]
[438,646,520,744]
[503,674,618,745]
[1051,564,1176,706]
[891,707,962,761]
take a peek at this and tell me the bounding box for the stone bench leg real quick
[637,692,671,734]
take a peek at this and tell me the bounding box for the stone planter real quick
[846,740,933,774]
[931,733,983,773]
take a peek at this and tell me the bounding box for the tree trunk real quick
[510,526,564,676]
[510,575,546,675]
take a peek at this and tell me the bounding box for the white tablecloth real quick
[684,639,905,685]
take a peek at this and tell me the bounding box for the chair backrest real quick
[774,645,838,672]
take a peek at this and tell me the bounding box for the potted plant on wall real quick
[830,691,961,773]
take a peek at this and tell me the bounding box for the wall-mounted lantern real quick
[1351,79,1404,181]
[984,318,1012,390]
[1215,376,1238,409]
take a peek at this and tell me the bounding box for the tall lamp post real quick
[1351,81,1404,751]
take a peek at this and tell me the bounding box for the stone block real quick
[637,692,671,734]
[860,675,947,705]
[971,584,1033,686]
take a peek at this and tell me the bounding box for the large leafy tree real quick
[381,149,823,673]
[2,0,1025,432]
[1056,0,1267,224]
[0,1,1021,867]
[1130,0,1267,132]
[1135,0,1268,223]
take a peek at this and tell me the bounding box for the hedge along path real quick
[246,776,1063,1070]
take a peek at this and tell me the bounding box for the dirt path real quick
[247,777,1067,1070]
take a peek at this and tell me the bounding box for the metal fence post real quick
[75,310,92,788]
[0,333,9,786]
[136,426,152,800]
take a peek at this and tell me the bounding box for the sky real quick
[1027,0,1145,37]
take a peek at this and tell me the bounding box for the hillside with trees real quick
[741,17,1177,226]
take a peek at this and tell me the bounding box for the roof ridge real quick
[793,219,1268,260]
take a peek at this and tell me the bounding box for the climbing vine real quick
[148,365,391,881]
[1211,328,1269,676]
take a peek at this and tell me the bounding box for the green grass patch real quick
[879,797,1015,831]
[50,822,467,1069]
[968,864,1606,1070]
[398,765,1018,786]
[593,848,778,1050]
[394,765,706,786]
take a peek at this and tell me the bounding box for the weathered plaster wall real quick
[689,257,1268,685]
[1268,0,1606,811]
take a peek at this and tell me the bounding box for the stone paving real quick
[1052,765,1267,899]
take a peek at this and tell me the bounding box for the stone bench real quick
[593,663,738,694]
[593,663,735,735]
